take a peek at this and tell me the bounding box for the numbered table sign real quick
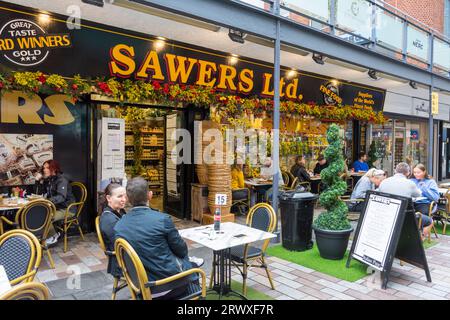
[215,193,228,206]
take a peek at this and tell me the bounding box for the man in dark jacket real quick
[114,177,201,299]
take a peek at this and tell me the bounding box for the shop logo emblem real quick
[351,2,360,16]
[321,82,341,106]
[0,19,71,66]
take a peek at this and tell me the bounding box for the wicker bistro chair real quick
[416,201,439,242]
[115,238,206,300]
[433,190,450,235]
[0,282,50,300]
[55,182,87,253]
[0,199,56,269]
[209,203,277,296]
[95,216,128,300]
[0,230,42,286]
[231,188,251,216]
[281,171,290,188]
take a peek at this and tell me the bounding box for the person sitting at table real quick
[313,155,328,176]
[290,155,311,183]
[411,163,440,228]
[114,177,203,299]
[259,157,284,202]
[99,183,127,279]
[352,152,369,173]
[35,160,76,246]
[231,162,249,214]
[378,162,433,239]
[349,168,386,212]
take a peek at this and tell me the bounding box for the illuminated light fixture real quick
[229,54,239,65]
[228,28,246,44]
[330,79,339,86]
[81,0,104,7]
[368,69,379,80]
[153,39,165,50]
[286,69,297,79]
[38,13,51,25]
[312,52,325,65]
[409,80,418,89]
[156,36,166,41]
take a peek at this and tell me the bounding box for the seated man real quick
[114,177,202,299]
[352,152,369,173]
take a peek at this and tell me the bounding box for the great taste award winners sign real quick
[347,191,431,289]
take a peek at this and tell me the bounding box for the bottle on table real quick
[214,207,221,231]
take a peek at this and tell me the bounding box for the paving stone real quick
[387,282,423,296]
[300,295,319,300]
[273,276,303,289]
[408,283,448,297]
[271,269,298,280]
[266,256,291,265]
[297,286,332,300]
[368,290,398,300]
[286,263,314,274]
[80,256,103,267]
[36,269,58,283]
[344,289,375,300]
[312,272,340,283]
[419,292,447,300]
[321,288,356,300]
[337,280,372,294]
[292,271,322,283]
[269,262,295,272]
[295,276,325,291]
[275,284,307,300]
[393,291,422,300]
[262,289,283,299]
[316,279,348,293]
[275,295,294,300]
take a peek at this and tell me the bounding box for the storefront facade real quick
[0,1,386,230]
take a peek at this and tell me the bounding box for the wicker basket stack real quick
[207,162,232,215]
[195,120,221,185]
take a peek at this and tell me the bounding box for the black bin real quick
[279,191,318,251]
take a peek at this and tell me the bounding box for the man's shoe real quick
[189,256,204,267]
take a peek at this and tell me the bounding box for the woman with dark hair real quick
[290,155,311,183]
[99,183,127,278]
[35,159,76,245]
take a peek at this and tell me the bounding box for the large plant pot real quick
[313,226,353,260]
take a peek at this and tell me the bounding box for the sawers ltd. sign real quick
[0,1,385,111]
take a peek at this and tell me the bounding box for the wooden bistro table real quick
[0,198,30,226]
[244,179,273,205]
[439,182,450,189]
[179,222,276,300]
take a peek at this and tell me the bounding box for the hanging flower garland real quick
[0,71,387,124]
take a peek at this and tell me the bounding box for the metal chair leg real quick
[261,256,275,290]
[46,247,55,269]
[64,228,68,253]
[209,260,215,289]
[112,277,119,300]
[242,261,248,296]
[77,223,85,241]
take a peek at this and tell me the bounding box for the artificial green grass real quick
[266,244,368,282]
[423,239,438,249]
[206,280,274,300]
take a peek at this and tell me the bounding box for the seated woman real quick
[290,155,311,183]
[231,163,249,214]
[411,164,439,239]
[35,160,76,245]
[99,183,127,279]
[259,157,284,202]
[349,168,386,212]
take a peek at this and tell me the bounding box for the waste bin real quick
[279,190,319,251]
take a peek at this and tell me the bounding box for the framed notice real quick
[101,118,125,181]
[347,190,431,289]
[352,193,403,271]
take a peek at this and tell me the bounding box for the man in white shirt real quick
[378,162,421,198]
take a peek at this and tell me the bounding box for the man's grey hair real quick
[395,162,411,176]
[126,177,148,207]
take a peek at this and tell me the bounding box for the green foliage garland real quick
[313,124,351,231]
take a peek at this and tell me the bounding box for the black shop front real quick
[0,1,385,232]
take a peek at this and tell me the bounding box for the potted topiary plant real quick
[313,124,353,260]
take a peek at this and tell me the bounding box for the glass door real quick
[370,120,394,175]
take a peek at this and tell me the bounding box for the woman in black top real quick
[99,183,127,278]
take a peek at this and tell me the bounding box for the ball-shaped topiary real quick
[313,124,351,231]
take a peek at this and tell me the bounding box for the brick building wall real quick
[385,0,445,33]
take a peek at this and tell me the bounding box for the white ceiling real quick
[6,0,450,106]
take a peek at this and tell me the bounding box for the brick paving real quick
[32,216,450,300]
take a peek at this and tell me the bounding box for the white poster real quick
[353,194,402,271]
[101,118,125,181]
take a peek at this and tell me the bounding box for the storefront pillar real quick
[272,0,281,243]
[428,83,434,175]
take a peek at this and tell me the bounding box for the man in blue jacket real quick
[114,177,201,299]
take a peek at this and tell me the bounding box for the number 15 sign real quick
[215,194,227,206]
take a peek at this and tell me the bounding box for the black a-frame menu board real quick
[346,191,431,289]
